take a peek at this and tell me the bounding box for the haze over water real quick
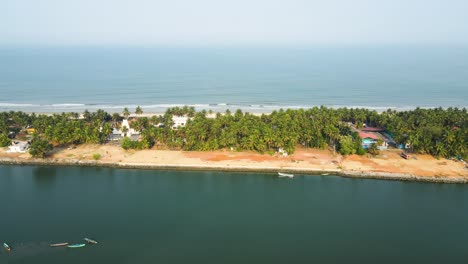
[1,165,467,263]
[1,46,467,113]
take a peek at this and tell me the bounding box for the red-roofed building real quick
[358,131,388,150]
[358,131,380,140]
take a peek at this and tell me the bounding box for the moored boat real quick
[84,238,98,244]
[400,152,412,159]
[3,242,11,252]
[278,172,294,178]
[67,243,86,248]
[50,242,69,247]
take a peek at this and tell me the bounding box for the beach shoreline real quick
[3,105,466,117]
[1,145,466,184]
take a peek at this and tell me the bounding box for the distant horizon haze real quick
[2,0,468,46]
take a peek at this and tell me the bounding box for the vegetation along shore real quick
[1,106,466,182]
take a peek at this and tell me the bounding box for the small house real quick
[7,141,30,153]
[277,147,288,157]
[122,119,140,136]
[172,116,188,130]
[107,119,140,140]
[358,131,388,150]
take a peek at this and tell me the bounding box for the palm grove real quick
[0,106,466,159]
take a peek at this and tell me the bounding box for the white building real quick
[172,116,189,129]
[111,119,140,138]
[278,147,288,157]
[7,141,30,153]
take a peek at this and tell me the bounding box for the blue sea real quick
[0,45,467,113]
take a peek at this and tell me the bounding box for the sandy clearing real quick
[1,145,466,179]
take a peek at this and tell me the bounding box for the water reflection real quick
[33,166,57,188]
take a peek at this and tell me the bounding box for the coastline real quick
[1,146,466,184]
[3,105,467,117]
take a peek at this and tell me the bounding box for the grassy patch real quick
[92,153,101,160]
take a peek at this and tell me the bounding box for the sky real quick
[1,0,468,46]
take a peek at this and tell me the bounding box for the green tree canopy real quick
[123,107,130,119]
[135,106,143,116]
[338,135,356,155]
[0,133,11,147]
[0,106,466,159]
[29,138,52,158]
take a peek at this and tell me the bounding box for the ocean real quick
[0,45,467,113]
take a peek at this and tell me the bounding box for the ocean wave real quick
[0,103,36,107]
[51,103,86,107]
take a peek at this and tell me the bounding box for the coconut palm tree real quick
[135,106,143,116]
[112,113,122,127]
[122,126,129,137]
[123,107,130,119]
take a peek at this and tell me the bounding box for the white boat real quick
[278,172,294,178]
[3,242,11,252]
[84,238,98,244]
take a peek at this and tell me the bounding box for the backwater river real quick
[0,165,467,263]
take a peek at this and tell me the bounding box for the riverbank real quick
[1,145,467,183]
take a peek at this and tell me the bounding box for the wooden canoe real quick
[84,238,98,244]
[50,242,69,247]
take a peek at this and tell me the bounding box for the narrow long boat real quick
[278,172,294,178]
[50,242,69,247]
[3,243,11,252]
[84,238,98,244]
[67,243,86,248]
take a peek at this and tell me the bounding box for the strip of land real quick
[1,145,467,183]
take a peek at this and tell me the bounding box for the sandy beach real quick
[1,145,467,183]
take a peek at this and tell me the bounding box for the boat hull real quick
[84,238,98,244]
[3,243,11,251]
[67,244,86,248]
[278,172,294,178]
[50,243,69,247]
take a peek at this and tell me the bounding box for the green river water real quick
[0,165,467,263]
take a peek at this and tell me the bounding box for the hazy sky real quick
[2,0,468,45]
